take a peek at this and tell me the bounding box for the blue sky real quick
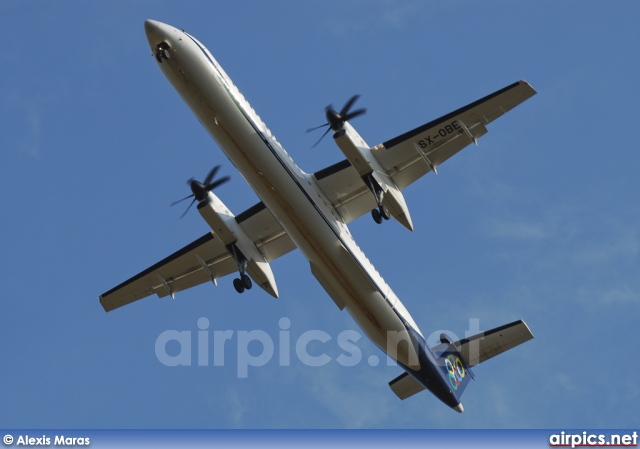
[1,1,639,429]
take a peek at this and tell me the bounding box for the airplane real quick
[99,19,537,413]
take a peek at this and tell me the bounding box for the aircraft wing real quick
[314,81,536,223]
[99,202,296,312]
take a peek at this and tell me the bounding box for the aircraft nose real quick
[144,19,172,46]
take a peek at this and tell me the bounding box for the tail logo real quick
[445,355,466,390]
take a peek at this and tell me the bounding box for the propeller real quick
[306,94,366,148]
[171,165,230,218]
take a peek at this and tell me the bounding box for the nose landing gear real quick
[155,42,171,63]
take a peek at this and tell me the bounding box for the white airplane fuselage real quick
[144,20,462,411]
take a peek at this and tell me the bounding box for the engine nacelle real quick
[197,192,279,297]
[334,122,414,231]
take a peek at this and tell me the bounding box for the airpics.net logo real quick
[549,431,638,448]
[154,317,483,377]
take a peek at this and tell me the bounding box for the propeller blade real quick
[344,108,366,121]
[203,165,221,187]
[340,94,360,116]
[171,193,195,206]
[311,126,332,148]
[208,175,230,191]
[173,165,230,218]
[307,95,365,147]
[179,198,197,219]
[306,123,329,133]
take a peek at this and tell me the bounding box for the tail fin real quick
[434,342,473,401]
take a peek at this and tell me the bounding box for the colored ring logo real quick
[445,355,465,390]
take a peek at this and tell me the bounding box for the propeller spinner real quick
[171,165,230,218]
[306,94,366,148]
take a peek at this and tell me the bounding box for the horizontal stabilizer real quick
[389,371,426,400]
[434,320,534,367]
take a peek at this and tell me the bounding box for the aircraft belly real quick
[210,112,413,359]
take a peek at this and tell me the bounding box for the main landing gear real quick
[228,243,253,294]
[371,204,391,224]
[233,274,252,294]
[155,42,171,63]
[363,172,391,225]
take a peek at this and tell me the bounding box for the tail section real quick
[388,320,534,412]
[432,334,475,401]
[431,320,534,403]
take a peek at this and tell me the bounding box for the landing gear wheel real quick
[233,278,245,293]
[155,45,170,63]
[241,273,252,290]
[379,205,391,220]
[371,208,383,224]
